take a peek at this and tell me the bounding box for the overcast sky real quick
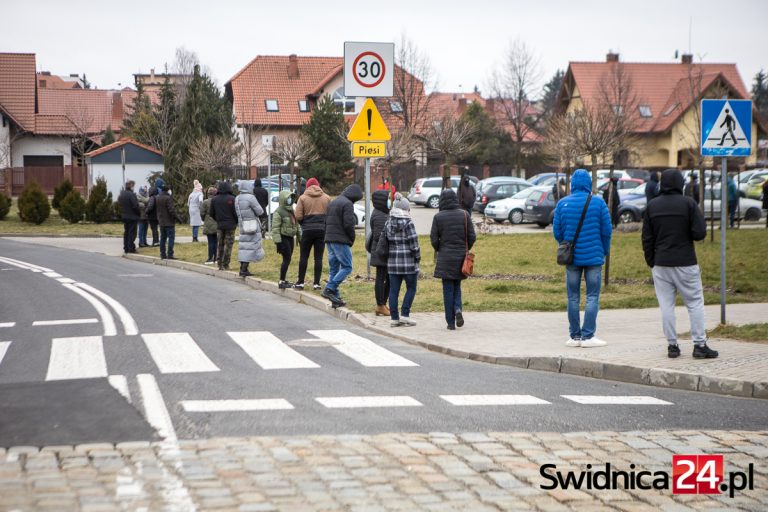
[5,0,767,96]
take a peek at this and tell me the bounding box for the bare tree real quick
[489,39,543,176]
[188,135,242,178]
[270,132,317,192]
[424,115,478,188]
[171,47,201,107]
[65,101,96,168]
[392,34,436,135]
[378,128,418,166]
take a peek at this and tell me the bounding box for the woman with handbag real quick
[430,189,476,330]
[235,180,265,277]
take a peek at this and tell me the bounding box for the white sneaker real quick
[565,338,581,347]
[400,316,417,326]
[580,337,607,348]
[391,319,404,327]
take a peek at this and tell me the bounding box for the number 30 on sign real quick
[344,42,394,98]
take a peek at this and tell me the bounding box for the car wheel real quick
[536,222,548,228]
[619,211,636,224]
[744,208,761,222]
[493,219,504,224]
[509,210,524,224]
[427,195,440,209]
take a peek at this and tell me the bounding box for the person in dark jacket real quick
[553,169,612,348]
[253,178,270,238]
[294,177,331,290]
[146,182,161,246]
[210,181,238,270]
[726,174,739,228]
[137,186,150,248]
[272,190,300,287]
[380,195,420,327]
[645,171,661,203]
[684,173,700,204]
[118,180,140,254]
[642,169,717,359]
[430,189,476,330]
[152,181,182,259]
[200,186,218,264]
[552,177,566,204]
[458,174,476,214]
[366,189,392,316]
[602,176,621,228]
[762,179,768,228]
[322,184,363,306]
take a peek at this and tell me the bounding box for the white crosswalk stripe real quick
[308,329,419,367]
[46,336,108,381]
[0,341,10,366]
[141,333,220,374]
[316,396,423,408]
[228,331,320,370]
[181,399,294,412]
[441,395,551,406]
[0,322,15,328]
[561,395,673,405]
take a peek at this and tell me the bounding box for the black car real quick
[474,178,531,213]
[523,188,556,227]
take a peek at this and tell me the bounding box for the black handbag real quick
[557,195,591,266]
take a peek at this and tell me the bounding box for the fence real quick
[1,166,87,197]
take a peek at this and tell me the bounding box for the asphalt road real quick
[1,238,767,447]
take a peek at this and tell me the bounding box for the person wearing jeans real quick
[322,184,363,306]
[325,243,353,301]
[553,169,612,347]
[441,279,462,328]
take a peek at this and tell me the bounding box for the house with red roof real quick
[556,52,766,169]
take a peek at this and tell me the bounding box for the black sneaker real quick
[455,311,464,328]
[293,283,304,290]
[321,288,337,301]
[447,325,456,331]
[693,343,719,359]
[668,344,681,358]
[313,283,322,291]
[279,281,294,289]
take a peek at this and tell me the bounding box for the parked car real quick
[596,178,644,196]
[595,169,631,180]
[737,169,766,196]
[474,177,531,213]
[523,188,557,227]
[528,173,561,186]
[744,171,768,200]
[484,186,546,224]
[408,175,478,208]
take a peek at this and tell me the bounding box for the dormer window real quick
[638,105,652,118]
[389,101,403,113]
[265,99,279,112]
[298,100,309,112]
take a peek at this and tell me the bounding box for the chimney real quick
[681,54,693,64]
[606,52,619,63]
[112,92,124,126]
[69,73,79,78]
[41,71,51,76]
[287,54,299,79]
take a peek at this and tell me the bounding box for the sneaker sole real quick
[455,312,464,328]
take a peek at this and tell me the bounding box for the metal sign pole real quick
[365,156,372,279]
[720,156,727,325]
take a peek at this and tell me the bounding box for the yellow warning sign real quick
[347,98,391,142]
[352,142,386,158]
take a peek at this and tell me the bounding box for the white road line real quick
[440,395,552,406]
[137,374,176,440]
[141,333,220,374]
[74,282,138,335]
[0,256,53,272]
[57,277,75,284]
[308,330,419,367]
[315,396,423,408]
[181,399,294,412]
[0,342,10,366]
[46,336,107,381]
[62,283,117,337]
[108,375,132,403]
[0,322,15,328]
[33,318,98,326]
[561,395,674,405]
[43,272,62,278]
[227,331,320,370]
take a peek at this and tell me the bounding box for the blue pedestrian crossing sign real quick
[701,99,752,157]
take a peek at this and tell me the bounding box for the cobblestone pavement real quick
[2,430,766,511]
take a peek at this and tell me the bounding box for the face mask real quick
[285,197,292,206]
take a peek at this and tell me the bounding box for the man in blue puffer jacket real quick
[553,169,613,348]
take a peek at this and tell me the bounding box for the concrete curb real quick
[123,253,767,400]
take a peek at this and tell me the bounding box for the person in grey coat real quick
[188,180,204,242]
[235,180,265,277]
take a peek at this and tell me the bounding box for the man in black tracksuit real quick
[118,180,140,254]
[642,169,717,359]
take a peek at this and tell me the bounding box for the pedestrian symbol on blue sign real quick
[701,99,752,157]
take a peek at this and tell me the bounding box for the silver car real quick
[484,186,544,224]
[408,176,461,208]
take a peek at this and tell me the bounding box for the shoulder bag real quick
[236,197,260,235]
[461,211,475,277]
[557,194,591,266]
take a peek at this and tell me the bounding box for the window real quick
[389,101,403,113]
[332,87,355,114]
[298,100,309,112]
[265,99,279,112]
[423,179,442,188]
[612,105,624,116]
[638,105,652,118]
[663,103,679,116]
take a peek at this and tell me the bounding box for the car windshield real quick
[512,188,536,200]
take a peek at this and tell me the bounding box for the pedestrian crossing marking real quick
[440,395,551,406]
[0,341,10,366]
[316,396,423,408]
[33,318,98,326]
[562,395,673,405]
[46,336,108,381]
[308,330,419,367]
[108,375,132,403]
[141,333,220,374]
[228,331,320,370]
[181,399,294,412]
[0,323,15,328]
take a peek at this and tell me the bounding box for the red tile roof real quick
[37,73,81,90]
[564,61,749,134]
[84,137,162,157]
[0,53,37,132]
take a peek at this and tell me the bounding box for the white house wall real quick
[0,121,9,168]
[12,135,72,167]
[91,163,163,199]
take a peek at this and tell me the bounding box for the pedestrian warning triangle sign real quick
[701,99,752,157]
[347,98,391,142]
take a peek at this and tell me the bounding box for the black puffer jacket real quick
[645,172,661,203]
[430,189,476,280]
[324,184,363,245]
[210,181,238,230]
[155,190,181,227]
[366,190,391,267]
[118,189,140,221]
[253,178,269,214]
[458,176,476,212]
[642,169,706,268]
[146,187,159,222]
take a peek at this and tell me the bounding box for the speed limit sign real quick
[344,42,394,97]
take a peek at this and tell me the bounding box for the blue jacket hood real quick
[571,169,592,193]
